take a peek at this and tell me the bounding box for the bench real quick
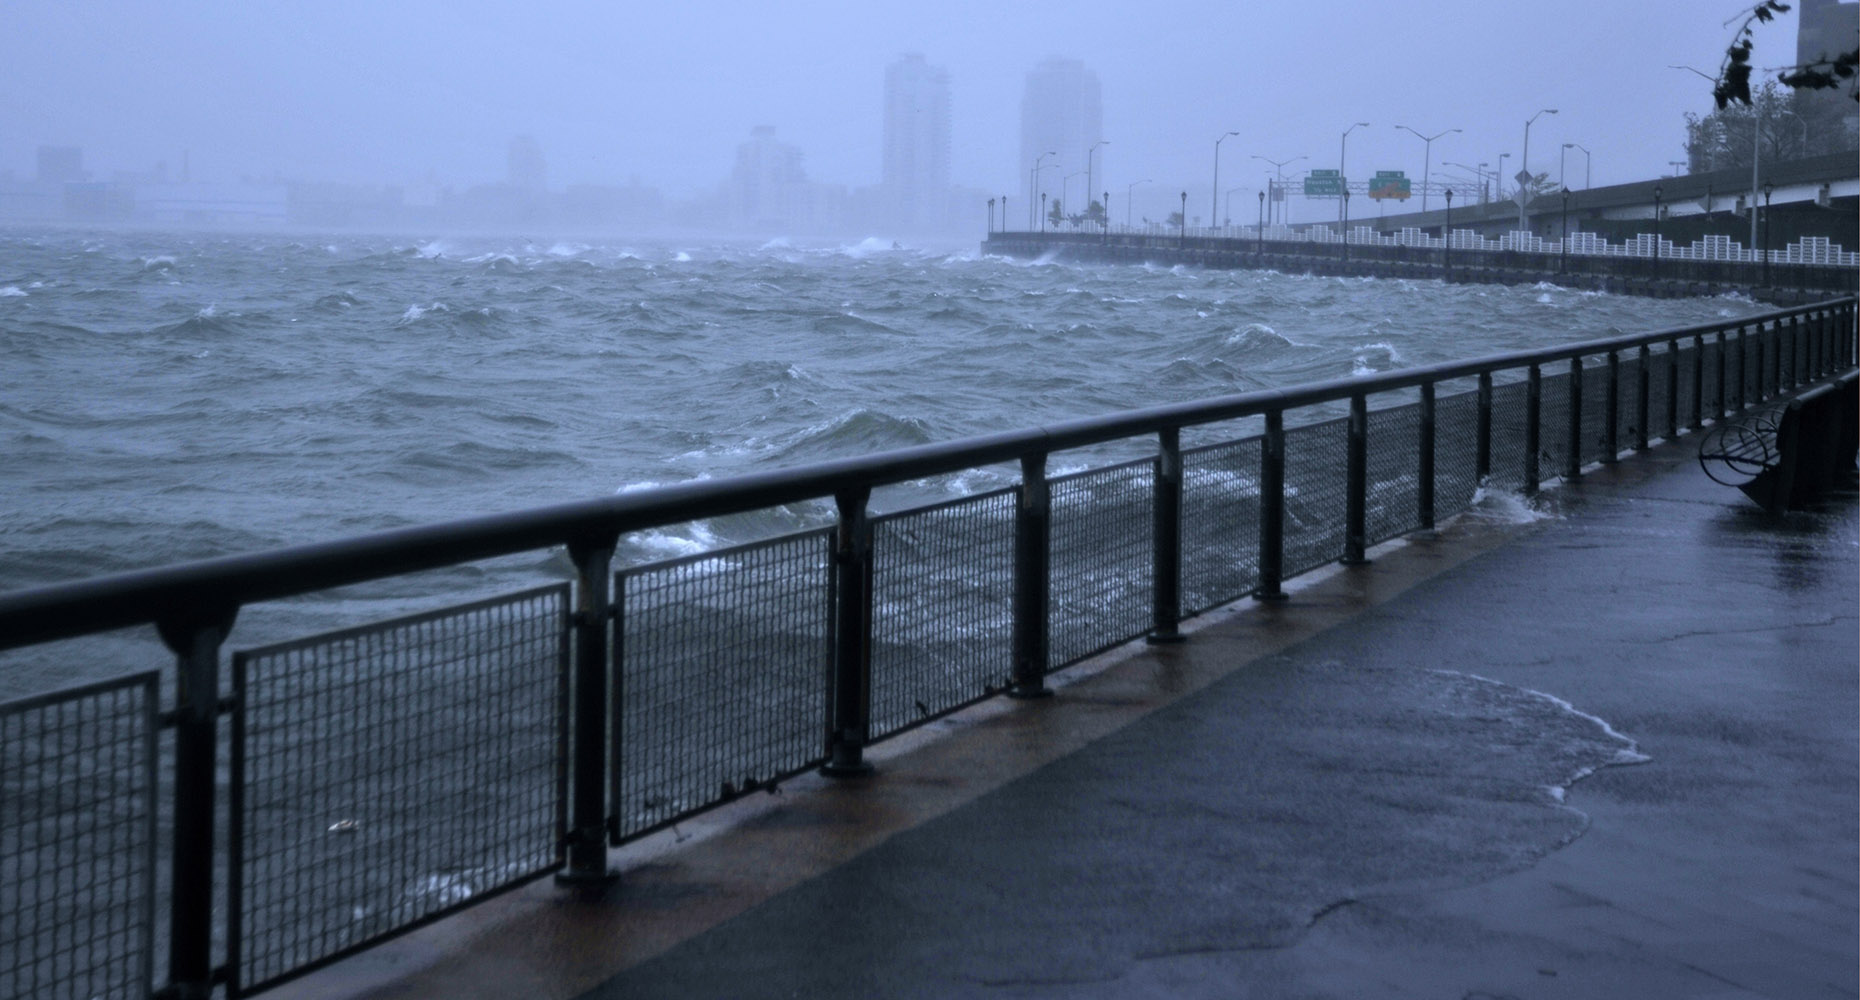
[1698,371,1859,512]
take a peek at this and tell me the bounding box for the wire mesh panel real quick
[1181,437,1263,615]
[1,673,158,1000]
[1434,388,1481,519]
[1365,401,1422,546]
[615,529,831,841]
[1536,370,1571,480]
[1282,416,1349,577]
[1578,355,1614,466]
[869,490,1015,739]
[1049,460,1154,669]
[1700,338,1723,417]
[1486,380,1532,492]
[229,585,568,994]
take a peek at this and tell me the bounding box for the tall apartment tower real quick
[882,53,952,231]
[1019,58,1102,228]
[507,135,547,192]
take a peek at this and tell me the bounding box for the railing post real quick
[156,606,237,1000]
[1604,351,1621,462]
[1665,338,1680,440]
[1010,453,1053,698]
[1755,321,1769,402]
[1149,427,1185,644]
[1735,325,1749,412]
[1418,383,1436,530]
[1475,372,1492,482]
[1566,357,1583,480]
[823,487,876,773]
[1635,345,1651,451]
[557,538,618,882]
[1343,393,1369,565]
[1256,411,1287,601]
[1714,332,1727,420]
[1524,366,1541,493]
[1690,334,1704,431]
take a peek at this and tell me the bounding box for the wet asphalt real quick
[287,441,1858,1000]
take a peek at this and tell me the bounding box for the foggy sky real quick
[3,1,1808,223]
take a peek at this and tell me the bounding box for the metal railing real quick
[0,298,1853,998]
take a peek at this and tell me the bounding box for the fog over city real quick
[0,1,1821,232]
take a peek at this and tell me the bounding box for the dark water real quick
[0,227,1768,693]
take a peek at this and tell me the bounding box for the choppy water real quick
[0,227,1768,693]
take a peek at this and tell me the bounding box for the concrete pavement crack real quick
[1627,615,1844,643]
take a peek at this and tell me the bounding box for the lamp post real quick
[1125,178,1150,228]
[1443,188,1454,280]
[1560,188,1571,273]
[1102,191,1110,242]
[1761,181,1774,288]
[1179,191,1187,247]
[1212,131,1239,234]
[1444,161,1488,204]
[987,197,995,234]
[1496,153,1510,201]
[1257,189,1266,256]
[1564,143,1590,189]
[1002,195,1008,233]
[1395,124,1459,213]
[1339,121,1369,229]
[1031,150,1056,230]
[1224,185,1245,229]
[1086,140,1109,232]
[1040,192,1048,234]
[1518,107,1558,233]
[1250,154,1307,225]
[1651,184,1663,276]
[1341,189,1353,263]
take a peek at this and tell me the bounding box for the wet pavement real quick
[281,441,1858,1000]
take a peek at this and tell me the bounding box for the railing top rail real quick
[0,298,1850,652]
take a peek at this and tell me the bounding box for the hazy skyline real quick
[3,1,1821,222]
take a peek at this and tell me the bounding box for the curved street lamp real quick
[1395,124,1460,213]
[1340,122,1370,228]
[1761,181,1775,288]
[1213,131,1240,233]
[1257,189,1266,256]
[1251,154,1307,225]
[1563,143,1591,190]
[1125,178,1151,228]
[1086,140,1110,231]
[1519,108,1558,232]
[1443,188,1454,280]
[1031,150,1056,230]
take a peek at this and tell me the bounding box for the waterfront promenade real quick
[273,412,1859,998]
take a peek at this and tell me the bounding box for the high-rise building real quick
[730,126,809,229]
[1019,58,1102,228]
[1795,0,1859,134]
[507,135,547,192]
[882,53,952,231]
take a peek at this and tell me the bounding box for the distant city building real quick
[507,135,548,192]
[730,126,809,229]
[1018,58,1103,227]
[881,53,952,232]
[35,146,86,185]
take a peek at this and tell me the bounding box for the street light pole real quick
[1250,155,1307,226]
[1086,140,1109,232]
[1564,143,1590,189]
[1519,107,1558,233]
[1179,191,1187,247]
[1395,125,1460,213]
[1213,131,1239,235]
[1761,181,1774,288]
[1125,178,1151,228]
[1652,184,1663,277]
[1031,150,1056,230]
[1257,189,1265,256]
[1340,121,1369,230]
[1560,188,1570,273]
[1443,188,1454,280]
[1224,185,1245,228]
[1497,153,1510,201]
[1341,189,1353,263]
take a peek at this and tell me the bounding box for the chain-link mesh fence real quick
[614,530,831,842]
[1,673,158,1000]
[1049,460,1155,668]
[1181,438,1263,615]
[1486,379,1532,492]
[1434,388,1481,519]
[1365,399,1422,546]
[1282,416,1349,576]
[870,490,1016,739]
[1578,355,1613,466]
[229,585,567,993]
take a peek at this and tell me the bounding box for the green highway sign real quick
[1304,169,1343,197]
[1369,170,1410,200]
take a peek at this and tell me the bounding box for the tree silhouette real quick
[1715,2,1857,107]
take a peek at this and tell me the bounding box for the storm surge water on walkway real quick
[0,228,1769,695]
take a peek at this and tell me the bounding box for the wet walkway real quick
[278,441,1858,1000]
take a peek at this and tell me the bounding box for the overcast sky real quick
[3,1,1803,218]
